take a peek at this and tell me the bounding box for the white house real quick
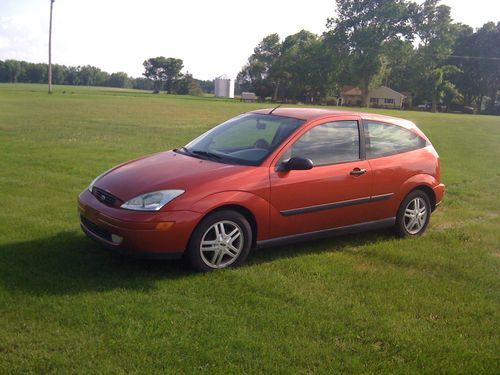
[368,86,406,109]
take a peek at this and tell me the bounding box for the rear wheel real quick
[186,210,252,271]
[396,190,431,237]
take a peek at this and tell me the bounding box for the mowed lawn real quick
[0,83,498,373]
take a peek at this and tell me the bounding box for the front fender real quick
[190,191,271,241]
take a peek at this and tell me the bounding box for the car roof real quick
[251,107,346,120]
[250,107,421,135]
[251,107,410,124]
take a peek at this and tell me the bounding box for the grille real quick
[92,187,118,207]
[81,215,112,242]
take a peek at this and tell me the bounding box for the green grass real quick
[0,83,499,373]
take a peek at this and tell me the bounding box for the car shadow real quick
[0,228,397,296]
[248,228,396,265]
[0,231,191,296]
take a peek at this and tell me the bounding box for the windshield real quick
[182,114,304,166]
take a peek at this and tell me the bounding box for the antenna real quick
[269,104,282,115]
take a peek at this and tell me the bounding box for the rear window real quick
[364,121,427,158]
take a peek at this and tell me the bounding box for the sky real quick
[0,0,498,81]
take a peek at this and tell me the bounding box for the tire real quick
[395,190,431,237]
[186,210,253,272]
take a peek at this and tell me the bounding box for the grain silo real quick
[214,75,234,98]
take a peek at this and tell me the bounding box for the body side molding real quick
[256,217,396,249]
[280,193,394,216]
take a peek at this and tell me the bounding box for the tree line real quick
[0,58,214,95]
[141,56,214,95]
[237,0,500,114]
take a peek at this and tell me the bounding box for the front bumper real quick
[78,189,202,257]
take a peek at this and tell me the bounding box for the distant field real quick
[0,83,498,373]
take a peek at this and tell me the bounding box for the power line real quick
[416,52,500,62]
[342,44,500,62]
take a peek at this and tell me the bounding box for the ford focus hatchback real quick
[78,108,445,271]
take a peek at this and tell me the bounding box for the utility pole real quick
[48,0,55,94]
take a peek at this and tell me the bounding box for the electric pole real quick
[48,0,55,94]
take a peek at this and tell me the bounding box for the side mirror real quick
[279,156,314,172]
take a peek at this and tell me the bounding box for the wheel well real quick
[412,185,436,211]
[205,205,258,248]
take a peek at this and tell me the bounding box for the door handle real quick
[350,168,367,176]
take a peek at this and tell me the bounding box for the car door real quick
[269,117,373,238]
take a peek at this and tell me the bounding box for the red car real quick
[79,108,445,271]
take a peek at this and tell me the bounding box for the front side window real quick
[283,121,360,166]
[184,114,304,166]
[364,121,427,158]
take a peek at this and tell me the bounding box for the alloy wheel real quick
[404,197,428,235]
[199,220,244,268]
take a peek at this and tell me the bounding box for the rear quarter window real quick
[364,121,427,158]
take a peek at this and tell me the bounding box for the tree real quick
[65,66,80,85]
[278,30,330,102]
[143,57,165,92]
[379,39,416,92]
[78,65,108,86]
[3,60,24,83]
[0,61,6,82]
[476,22,500,112]
[237,31,336,102]
[431,64,461,111]
[413,0,458,112]
[143,56,183,93]
[175,72,203,95]
[51,64,67,84]
[451,25,481,108]
[107,72,132,88]
[24,63,47,83]
[163,58,184,94]
[196,79,214,94]
[133,77,154,91]
[452,22,500,112]
[326,0,416,106]
[237,33,282,100]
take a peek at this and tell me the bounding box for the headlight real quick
[121,190,185,211]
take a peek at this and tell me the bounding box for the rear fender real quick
[399,174,439,207]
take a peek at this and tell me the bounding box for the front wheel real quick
[395,190,431,237]
[186,210,252,272]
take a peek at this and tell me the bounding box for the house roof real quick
[341,86,362,96]
[369,86,406,98]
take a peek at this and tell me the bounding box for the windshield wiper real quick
[175,147,224,162]
[175,146,195,156]
[191,150,223,160]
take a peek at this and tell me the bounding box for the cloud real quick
[0,15,47,62]
[0,36,11,49]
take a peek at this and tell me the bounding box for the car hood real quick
[94,150,248,201]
